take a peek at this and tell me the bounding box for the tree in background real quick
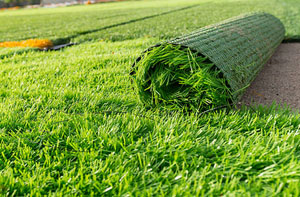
[0,0,40,8]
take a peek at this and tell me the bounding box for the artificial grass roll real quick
[131,12,285,111]
[134,44,232,111]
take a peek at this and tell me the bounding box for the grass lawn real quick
[1,0,300,44]
[1,0,300,195]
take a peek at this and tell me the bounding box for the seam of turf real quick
[52,4,200,45]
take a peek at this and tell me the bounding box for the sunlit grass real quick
[1,0,300,195]
[0,39,300,195]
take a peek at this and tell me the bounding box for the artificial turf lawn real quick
[1,0,300,195]
[0,0,201,43]
[1,38,300,195]
[132,44,232,111]
[1,0,300,44]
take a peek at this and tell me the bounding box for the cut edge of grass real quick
[131,43,233,112]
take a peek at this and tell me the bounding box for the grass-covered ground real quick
[1,0,300,195]
[1,0,300,44]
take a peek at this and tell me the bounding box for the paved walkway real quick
[241,43,300,110]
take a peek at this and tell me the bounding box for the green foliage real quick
[1,0,300,195]
[132,44,232,111]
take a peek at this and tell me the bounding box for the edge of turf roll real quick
[132,12,285,110]
[169,12,285,99]
[133,44,233,111]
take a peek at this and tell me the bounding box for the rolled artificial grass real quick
[132,12,285,111]
[133,44,232,111]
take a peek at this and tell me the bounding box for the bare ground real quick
[241,43,300,110]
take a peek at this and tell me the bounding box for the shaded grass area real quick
[1,38,300,195]
[132,44,232,111]
[0,47,36,60]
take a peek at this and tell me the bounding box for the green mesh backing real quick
[168,12,285,100]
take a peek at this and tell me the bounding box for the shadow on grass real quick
[283,35,300,43]
[0,48,38,60]
[52,4,200,45]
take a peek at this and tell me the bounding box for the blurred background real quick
[0,0,119,8]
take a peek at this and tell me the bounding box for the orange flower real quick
[0,39,53,49]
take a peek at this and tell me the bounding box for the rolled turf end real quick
[131,44,233,112]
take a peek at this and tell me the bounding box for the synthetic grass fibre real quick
[132,44,232,111]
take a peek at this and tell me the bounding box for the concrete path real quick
[241,43,300,110]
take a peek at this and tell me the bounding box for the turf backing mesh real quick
[132,12,285,111]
